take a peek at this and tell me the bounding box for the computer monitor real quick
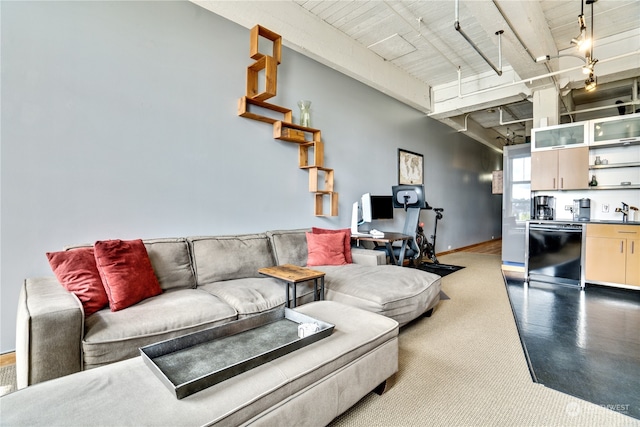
[361,193,372,223]
[351,193,372,234]
[371,195,394,220]
[392,185,427,210]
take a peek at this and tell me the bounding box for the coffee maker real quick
[573,198,591,221]
[533,195,555,220]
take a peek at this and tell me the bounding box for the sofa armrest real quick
[16,277,84,389]
[351,248,387,266]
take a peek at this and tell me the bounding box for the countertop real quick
[528,219,640,226]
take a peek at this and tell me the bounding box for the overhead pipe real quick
[499,107,532,125]
[457,113,471,132]
[560,101,637,117]
[491,0,536,63]
[491,0,567,111]
[560,78,639,117]
[454,0,503,76]
[455,50,639,99]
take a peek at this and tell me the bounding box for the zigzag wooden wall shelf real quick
[237,25,338,217]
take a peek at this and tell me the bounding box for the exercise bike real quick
[415,207,443,264]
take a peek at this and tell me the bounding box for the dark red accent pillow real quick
[93,239,162,312]
[306,232,347,266]
[311,227,352,263]
[46,248,109,317]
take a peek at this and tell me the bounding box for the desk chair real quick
[374,207,421,266]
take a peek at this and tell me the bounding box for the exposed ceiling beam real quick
[443,115,505,153]
[191,0,432,112]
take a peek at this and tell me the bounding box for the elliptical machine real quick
[415,207,444,264]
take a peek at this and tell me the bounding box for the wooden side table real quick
[258,264,326,308]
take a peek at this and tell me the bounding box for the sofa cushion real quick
[198,277,314,317]
[189,234,275,285]
[143,238,196,291]
[266,229,310,267]
[94,239,163,311]
[306,232,347,266]
[46,247,109,316]
[83,288,237,369]
[318,264,441,326]
[311,227,352,263]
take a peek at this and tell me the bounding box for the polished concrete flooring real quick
[503,272,640,420]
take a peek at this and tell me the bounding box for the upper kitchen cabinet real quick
[590,112,640,147]
[531,146,589,191]
[531,121,589,152]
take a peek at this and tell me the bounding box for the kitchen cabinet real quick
[585,224,640,288]
[590,112,640,147]
[531,121,588,151]
[531,146,589,191]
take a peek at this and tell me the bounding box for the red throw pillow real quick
[46,248,109,317]
[93,239,162,312]
[311,227,352,263]
[306,232,347,266]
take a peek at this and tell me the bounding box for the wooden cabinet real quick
[531,146,589,191]
[585,224,640,287]
[627,239,640,286]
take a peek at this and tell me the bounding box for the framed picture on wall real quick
[398,149,423,185]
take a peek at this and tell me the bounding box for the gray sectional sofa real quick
[16,228,441,389]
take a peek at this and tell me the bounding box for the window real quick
[508,155,531,221]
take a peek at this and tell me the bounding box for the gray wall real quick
[0,1,502,352]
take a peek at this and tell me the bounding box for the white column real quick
[532,86,559,128]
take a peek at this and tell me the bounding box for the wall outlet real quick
[602,203,609,213]
[565,205,572,211]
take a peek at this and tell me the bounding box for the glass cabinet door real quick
[531,121,588,151]
[591,112,640,147]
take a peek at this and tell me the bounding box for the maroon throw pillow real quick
[93,239,162,312]
[311,227,352,263]
[306,232,347,266]
[46,247,109,316]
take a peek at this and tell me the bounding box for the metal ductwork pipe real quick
[454,0,503,76]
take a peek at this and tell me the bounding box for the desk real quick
[351,232,412,266]
[258,264,326,308]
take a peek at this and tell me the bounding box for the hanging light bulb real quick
[582,55,598,74]
[584,72,597,91]
[573,0,598,91]
[571,15,591,52]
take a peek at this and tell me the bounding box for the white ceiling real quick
[194,0,640,151]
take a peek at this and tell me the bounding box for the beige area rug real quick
[331,252,640,427]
